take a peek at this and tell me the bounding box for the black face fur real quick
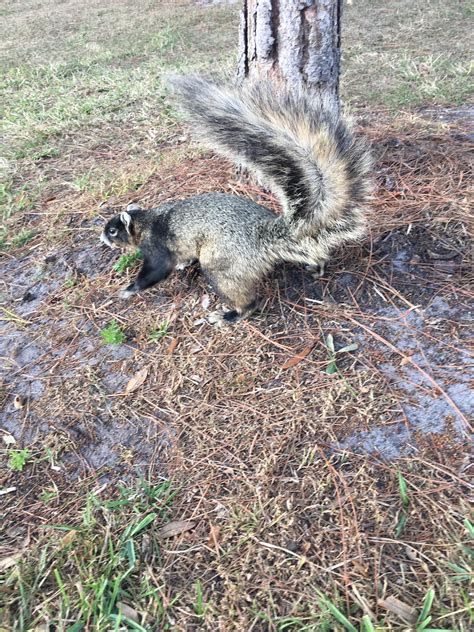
[100,212,133,249]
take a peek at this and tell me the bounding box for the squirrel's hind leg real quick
[204,273,259,326]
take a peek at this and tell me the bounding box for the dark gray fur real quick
[100,77,373,324]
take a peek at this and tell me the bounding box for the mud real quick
[326,222,473,457]
[336,297,473,457]
[0,229,173,478]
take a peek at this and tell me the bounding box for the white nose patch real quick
[100,232,115,248]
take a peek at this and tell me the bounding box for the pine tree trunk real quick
[238,0,342,97]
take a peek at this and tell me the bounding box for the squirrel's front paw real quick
[118,286,137,299]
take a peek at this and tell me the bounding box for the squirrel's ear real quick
[126,202,142,212]
[120,211,133,234]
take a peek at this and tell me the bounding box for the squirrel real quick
[100,76,373,324]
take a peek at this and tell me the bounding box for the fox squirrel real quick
[100,76,372,324]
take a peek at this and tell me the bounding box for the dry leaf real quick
[13,395,27,409]
[378,596,417,623]
[2,433,16,446]
[0,552,22,571]
[157,520,195,539]
[60,530,77,548]
[352,560,369,577]
[125,368,148,394]
[208,523,221,547]
[117,601,140,622]
[201,294,211,310]
[166,338,179,355]
[281,345,314,369]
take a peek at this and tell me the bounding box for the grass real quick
[8,449,31,472]
[317,591,359,631]
[39,488,59,504]
[148,321,170,342]
[1,0,473,630]
[3,479,177,630]
[314,586,456,631]
[0,0,239,219]
[113,250,142,275]
[0,1,471,221]
[0,465,389,629]
[324,333,359,375]
[0,181,41,221]
[341,0,473,107]
[10,229,36,249]
[100,320,126,345]
[71,165,157,200]
[395,470,410,537]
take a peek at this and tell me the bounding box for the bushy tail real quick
[169,75,373,235]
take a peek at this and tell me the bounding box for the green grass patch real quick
[3,479,177,630]
[148,321,170,342]
[0,229,37,251]
[100,320,126,344]
[71,166,157,200]
[63,276,77,288]
[113,250,142,275]
[316,591,358,632]
[0,181,40,220]
[39,488,59,504]
[395,470,410,537]
[342,0,473,108]
[8,448,31,472]
[12,229,37,249]
[1,4,238,169]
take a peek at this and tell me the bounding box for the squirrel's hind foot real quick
[207,299,259,326]
[306,261,327,279]
[207,310,230,327]
[118,287,137,299]
[207,309,246,327]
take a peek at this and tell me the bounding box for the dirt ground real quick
[2,108,472,471]
[1,1,473,630]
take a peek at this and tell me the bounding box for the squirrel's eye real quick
[109,227,118,236]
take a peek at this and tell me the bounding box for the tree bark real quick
[238,0,342,97]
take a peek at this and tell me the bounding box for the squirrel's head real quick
[100,210,137,249]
